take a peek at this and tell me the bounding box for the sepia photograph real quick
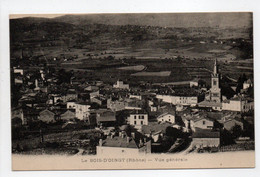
[9,12,255,170]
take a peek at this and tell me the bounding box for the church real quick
[209,59,221,102]
[198,59,222,110]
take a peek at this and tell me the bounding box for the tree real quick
[221,129,234,145]
[231,124,243,139]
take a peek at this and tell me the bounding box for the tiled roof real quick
[102,136,138,148]
[142,122,172,134]
[192,128,220,138]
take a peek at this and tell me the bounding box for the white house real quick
[184,117,214,132]
[157,112,176,124]
[13,68,24,75]
[127,111,148,128]
[113,80,129,90]
[156,94,198,106]
[75,102,91,120]
[222,96,254,112]
[67,100,76,109]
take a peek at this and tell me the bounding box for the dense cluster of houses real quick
[11,59,254,154]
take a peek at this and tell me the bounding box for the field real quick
[10,16,253,85]
[131,71,171,77]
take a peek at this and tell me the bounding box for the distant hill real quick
[9,13,253,60]
[52,13,252,28]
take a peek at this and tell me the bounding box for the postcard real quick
[10,12,254,170]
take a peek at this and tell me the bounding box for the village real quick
[11,55,254,156]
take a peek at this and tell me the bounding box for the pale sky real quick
[10,14,65,19]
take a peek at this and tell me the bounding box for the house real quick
[222,95,254,112]
[129,94,142,100]
[193,118,214,131]
[192,128,220,148]
[198,100,222,111]
[222,118,244,131]
[38,109,56,123]
[11,107,25,125]
[60,110,76,121]
[190,79,199,87]
[243,79,253,90]
[61,91,78,102]
[89,90,100,98]
[127,110,148,128]
[141,122,172,142]
[150,104,158,112]
[13,67,24,75]
[156,94,198,106]
[75,102,91,120]
[96,135,151,156]
[84,85,99,92]
[107,98,127,112]
[91,96,107,106]
[14,76,23,84]
[184,116,214,132]
[113,80,129,90]
[157,112,176,124]
[67,100,77,109]
[96,110,116,127]
[125,98,144,110]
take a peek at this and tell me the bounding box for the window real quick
[202,121,206,125]
[213,80,217,85]
[141,121,143,125]
[134,115,136,119]
[134,121,136,125]
[169,119,171,121]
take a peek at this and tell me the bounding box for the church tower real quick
[210,59,221,102]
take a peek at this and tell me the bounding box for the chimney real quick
[126,136,130,143]
[99,139,103,146]
[144,138,147,143]
[119,132,122,137]
[110,134,114,139]
[131,132,135,139]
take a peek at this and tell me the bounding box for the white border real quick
[1,0,259,176]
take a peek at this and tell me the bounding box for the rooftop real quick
[102,136,138,149]
[192,128,220,138]
[142,122,172,135]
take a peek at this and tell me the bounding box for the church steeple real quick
[213,59,218,75]
[210,58,221,103]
